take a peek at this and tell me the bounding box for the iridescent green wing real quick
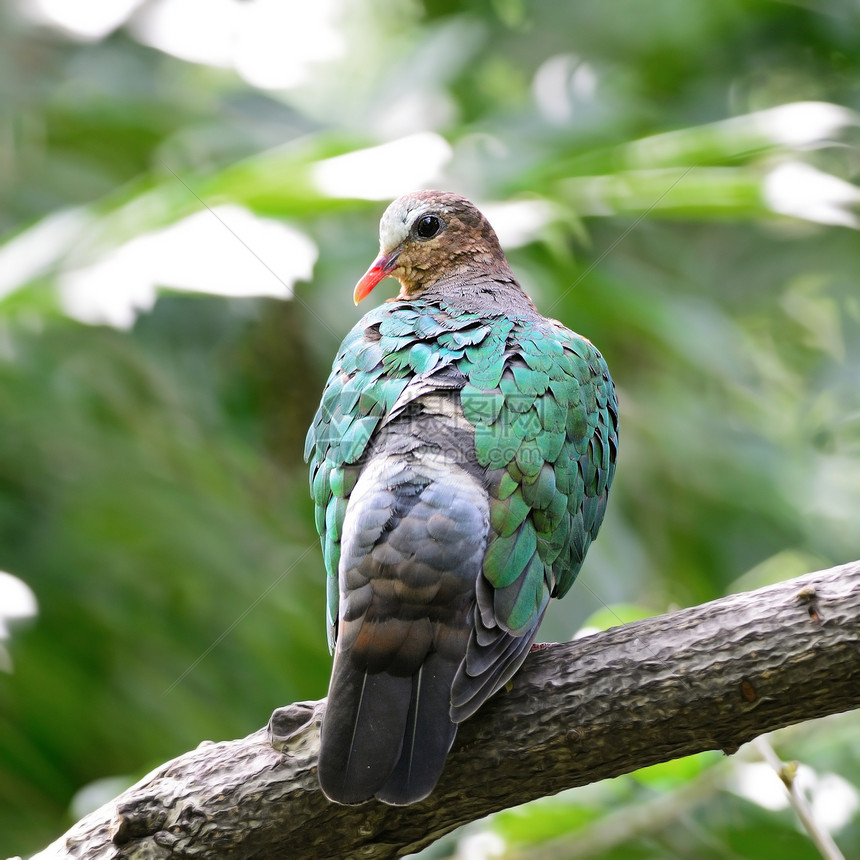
[305,305,409,650]
[460,318,618,637]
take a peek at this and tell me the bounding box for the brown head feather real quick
[378,191,513,290]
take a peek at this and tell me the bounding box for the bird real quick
[305,190,618,806]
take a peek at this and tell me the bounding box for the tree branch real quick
[29,561,860,860]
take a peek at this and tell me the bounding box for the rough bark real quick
[28,561,860,860]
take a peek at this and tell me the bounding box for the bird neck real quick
[397,265,540,317]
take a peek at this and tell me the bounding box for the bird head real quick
[353,190,509,304]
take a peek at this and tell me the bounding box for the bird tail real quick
[318,650,459,805]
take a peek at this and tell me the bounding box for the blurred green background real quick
[1,1,859,857]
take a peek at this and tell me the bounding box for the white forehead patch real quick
[378,196,444,251]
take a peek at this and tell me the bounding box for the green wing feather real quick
[463,316,618,635]
[307,306,406,649]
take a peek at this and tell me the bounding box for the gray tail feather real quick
[318,663,409,804]
[375,652,459,805]
[318,652,459,806]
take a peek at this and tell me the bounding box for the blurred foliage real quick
[1,0,859,857]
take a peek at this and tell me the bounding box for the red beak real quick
[353,249,401,305]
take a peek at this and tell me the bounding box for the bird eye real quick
[413,214,444,240]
